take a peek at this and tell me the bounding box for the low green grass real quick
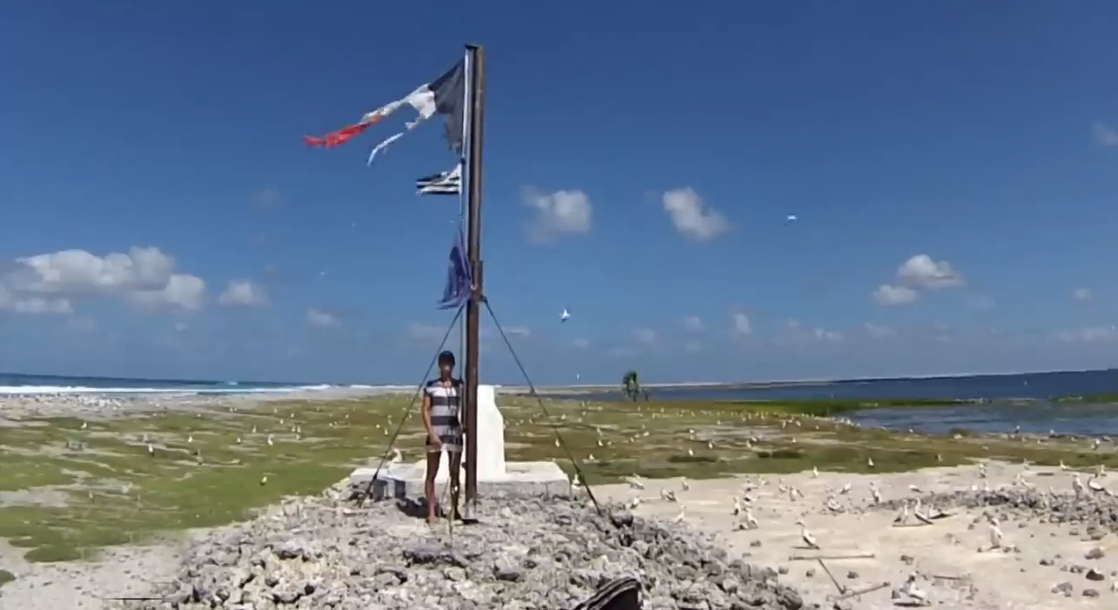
[1,394,1115,564]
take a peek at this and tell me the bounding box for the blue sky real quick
[0,0,1115,385]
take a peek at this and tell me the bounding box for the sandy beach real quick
[593,463,1118,609]
[1,463,1116,609]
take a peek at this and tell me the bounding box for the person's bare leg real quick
[424,450,442,525]
[448,450,463,520]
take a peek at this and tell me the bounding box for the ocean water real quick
[0,373,341,395]
[568,369,1118,436]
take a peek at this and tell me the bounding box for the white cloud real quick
[0,246,205,312]
[683,316,704,332]
[521,188,592,242]
[873,284,918,306]
[0,284,73,314]
[895,254,964,289]
[632,328,657,345]
[306,308,340,328]
[872,254,963,305]
[1053,325,1118,343]
[863,323,895,338]
[661,188,729,241]
[1073,288,1092,302]
[781,318,842,343]
[731,313,752,336]
[218,280,269,307]
[1092,122,1118,147]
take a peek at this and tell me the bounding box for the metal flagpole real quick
[462,43,486,517]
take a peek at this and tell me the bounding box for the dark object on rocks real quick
[1085,547,1105,560]
[573,577,642,610]
[1083,588,1100,597]
[1085,568,1105,581]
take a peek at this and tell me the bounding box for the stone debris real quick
[875,487,1118,532]
[119,482,804,610]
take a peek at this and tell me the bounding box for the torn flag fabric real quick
[438,226,473,310]
[304,58,467,162]
[416,163,462,196]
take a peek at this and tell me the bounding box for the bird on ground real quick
[898,573,929,605]
[987,516,1004,549]
[660,488,677,502]
[870,484,883,504]
[795,520,820,549]
[732,497,742,516]
[893,500,910,526]
[625,474,645,490]
[743,507,759,529]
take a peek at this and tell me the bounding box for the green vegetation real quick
[621,370,642,401]
[0,569,14,587]
[1,394,1116,563]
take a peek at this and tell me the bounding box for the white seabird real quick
[795,519,820,549]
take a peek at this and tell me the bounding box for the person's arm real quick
[422,390,440,446]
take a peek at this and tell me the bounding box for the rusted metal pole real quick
[463,43,486,515]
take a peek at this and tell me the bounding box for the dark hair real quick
[437,351,456,366]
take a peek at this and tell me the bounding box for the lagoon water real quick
[571,369,1118,436]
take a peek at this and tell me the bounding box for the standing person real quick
[422,350,464,525]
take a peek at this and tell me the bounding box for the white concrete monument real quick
[351,384,570,500]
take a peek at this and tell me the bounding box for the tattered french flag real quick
[437,227,473,310]
[304,57,466,164]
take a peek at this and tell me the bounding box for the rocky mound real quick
[876,487,1118,530]
[122,484,804,610]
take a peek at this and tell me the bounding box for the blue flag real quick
[438,227,473,310]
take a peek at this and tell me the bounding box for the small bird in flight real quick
[560,307,571,322]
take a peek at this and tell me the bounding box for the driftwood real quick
[817,559,846,594]
[826,581,890,601]
[790,552,876,561]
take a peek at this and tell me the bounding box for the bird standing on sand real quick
[795,519,820,549]
[987,516,1004,550]
[743,507,759,530]
[898,573,929,606]
[893,500,910,526]
[625,474,645,490]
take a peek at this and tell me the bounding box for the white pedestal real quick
[352,383,570,500]
[432,383,506,482]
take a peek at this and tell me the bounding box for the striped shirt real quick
[425,378,463,453]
